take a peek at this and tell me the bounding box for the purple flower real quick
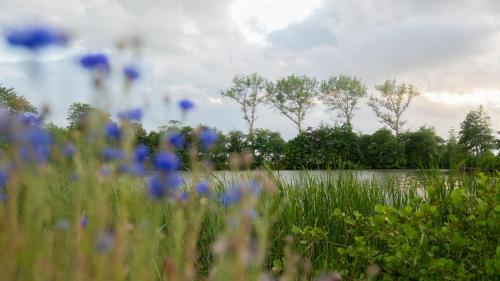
[102,147,123,162]
[166,173,183,189]
[0,169,8,188]
[154,152,180,172]
[196,181,210,195]
[6,26,68,50]
[19,127,53,163]
[134,144,149,163]
[79,53,110,72]
[118,108,142,122]
[222,187,243,206]
[80,216,89,229]
[19,112,42,126]
[166,133,185,149]
[179,99,194,111]
[200,128,218,150]
[123,66,140,80]
[55,219,71,230]
[63,142,76,157]
[96,231,114,253]
[105,122,121,140]
[148,173,166,199]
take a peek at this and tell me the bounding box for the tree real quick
[368,79,419,136]
[458,105,495,155]
[252,129,285,169]
[67,102,110,130]
[361,128,406,169]
[226,130,248,154]
[221,73,267,139]
[400,126,442,168]
[266,74,319,133]
[320,75,366,128]
[0,85,37,114]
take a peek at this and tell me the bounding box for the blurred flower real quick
[0,169,8,188]
[55,219,71,230]
[105,122,121,140]
[118,108,142,122]
[79,53,110,72]
[80,216,89,229]
[134,144,149,163]
[123,66,140,81]
[196,181,210,195]
[99,166,112,177]
[179,99,194,111]
[166,133,185,149]
[19,127,53,163]
[248,180,262,196]
[19,112,42,126]
[166,173,183,189]
[154,152,180,172]
[5,26,68,50]
[102,147,123,162]
[222,187,242,206]
[63,142,76,157]
[200,128,218,150]
[148,173,166,199]
[179,191,188,202]
[96,231,114,253]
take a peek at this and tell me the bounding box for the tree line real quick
[221,73,419,137]
[1,84,499,171]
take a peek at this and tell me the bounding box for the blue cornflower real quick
[102,147,123,162]
[6,26,68,50]
[196,181,210,195]
[55,219,71,230]
[200,128,218,150]
[166,173,183,189]
[0,170,8,189]
[154,152,180,172]
[118,108,142,122]
[166,133,185,149]
[247,180,262,196]
[222,187,243,206]
[80,216,89,229]
[105,122,121,140]
[179,191,188,202]
[148,173,166,199]
[20,112,42,126]
[123,66,140,81]
[21,127,53,163]
[134,144,149,163]
[179,99,194,111]
[63,142,76,157]
[96,231,114,253]
[79,53,110,72]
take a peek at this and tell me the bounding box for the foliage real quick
[400,126,443,169]
[220,73,267,138]
[0,85,38,114]
[368,80,420,136]
[361,128,406,169]
[459,105,495,156]
[67,102,111,130]
[320,75,367,128]
[266,74,319,133]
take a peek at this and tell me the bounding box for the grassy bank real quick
[0,153,498,281]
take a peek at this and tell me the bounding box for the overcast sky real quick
[0,0,499,139]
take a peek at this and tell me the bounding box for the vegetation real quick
[0,26,499,281]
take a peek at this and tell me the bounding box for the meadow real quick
[0,25,499,281]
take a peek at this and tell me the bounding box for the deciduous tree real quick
[320,75,366,128]
[266,74,318,133]
[368,79,419,136]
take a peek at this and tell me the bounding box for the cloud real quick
[0,0,499,139]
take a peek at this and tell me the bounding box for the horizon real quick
[0,0,499,139]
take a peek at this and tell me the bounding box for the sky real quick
[0,0,499,139]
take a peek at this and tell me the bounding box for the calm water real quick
[185,169,447,186]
